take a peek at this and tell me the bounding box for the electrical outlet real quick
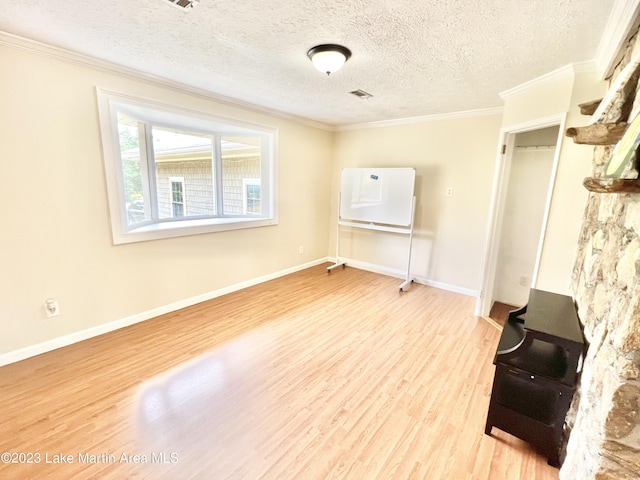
[519,276,529,287]
[299,245,304,254]
[446,187,454,197]
[45,298,60,318]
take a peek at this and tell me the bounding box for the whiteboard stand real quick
[398,196,416,291]
[327,192,347,273]
[328,195,416,292]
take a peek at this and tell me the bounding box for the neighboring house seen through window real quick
[243,178,261,215]
[97,89,277,244]
[170,177,185,217]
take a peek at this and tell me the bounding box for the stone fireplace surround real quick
[561,26,640,480]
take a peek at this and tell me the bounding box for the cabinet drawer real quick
[494,367,563,425]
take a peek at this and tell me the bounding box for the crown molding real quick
[1,30,504,133]
[594,0,640,79]
[336,106,504,131]
[572,60,601,75]
[0,30,334,132]
[3,21,623,136]
[499,61,598,100]
[500,64,575,99]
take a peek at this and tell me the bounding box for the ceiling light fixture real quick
[307,44,352,76]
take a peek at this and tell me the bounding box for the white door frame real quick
[474,113,567,317]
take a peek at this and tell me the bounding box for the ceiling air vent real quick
[350,89,373,100]
[161,0,199,10]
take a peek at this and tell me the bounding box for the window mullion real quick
[213,133,224,217]
[260,134,270,216]
[144,123,159,220]
[135,121,153,222]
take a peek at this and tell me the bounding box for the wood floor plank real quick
[0,264,558,479]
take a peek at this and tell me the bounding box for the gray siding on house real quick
[155,156,260,218]
[222,156,261,215]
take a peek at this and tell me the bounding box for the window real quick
[97,89,277,244]
[169,177,185,217]
[243,179,261,215]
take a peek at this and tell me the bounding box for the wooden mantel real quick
[583,177,640,193]
[565,123,627,145]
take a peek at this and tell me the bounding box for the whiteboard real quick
[339,168,415,226]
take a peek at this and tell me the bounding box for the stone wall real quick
[560,30,640,480]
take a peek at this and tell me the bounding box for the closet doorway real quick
[475,115,565,319]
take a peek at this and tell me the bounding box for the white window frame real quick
[96,88,278,244]
[242,178,261,215]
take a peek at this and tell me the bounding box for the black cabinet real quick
[484,289,584,467]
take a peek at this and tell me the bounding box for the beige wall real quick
[501,73,574,127]
[501,70,607,296]
[537,72,607,294]
[0,37,609,361]
[0,43,333,356]
[332,114,503,292]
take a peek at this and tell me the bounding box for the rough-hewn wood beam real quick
[566,123,627,145]
[583,177,640,193]
[578,99,602,116]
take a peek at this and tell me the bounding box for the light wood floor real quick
[488,301,519,328]
[0,264,558,479]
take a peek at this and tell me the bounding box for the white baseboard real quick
[1,257,477,367]
[329,257,479,297]
[0,258,331,367]
[329,257,406,279]
[417,278,478,297]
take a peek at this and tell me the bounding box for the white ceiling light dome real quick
[307,44,352,76]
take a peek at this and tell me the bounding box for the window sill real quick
[113,216,277,244]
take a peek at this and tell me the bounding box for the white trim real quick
[594,0,640,78]
[4,29,606,134]
[474,134,515,317]
[572,61,601,76]
[1,29,504,133]
[499,63,595,100]
[0,30,333,132]
[331,257,478,297]
[0,258,331,367]
[337,107,504,131]
[418,278,478,297]
[96,87,278,244]
[501,114,569,136]
[474,114,566,317]
[3,12,636,134]
[530,116,567,287]
[1,256,481,367]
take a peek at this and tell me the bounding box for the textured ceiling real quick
[0,0,618,126]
